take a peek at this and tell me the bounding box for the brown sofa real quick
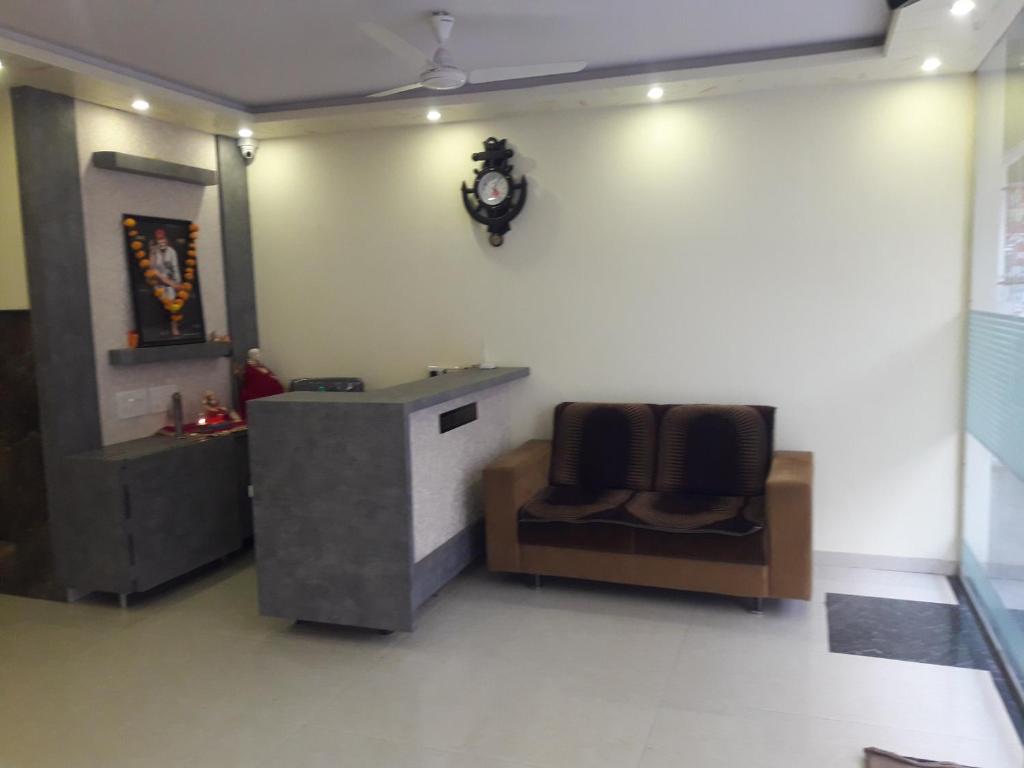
[484,403,813,604]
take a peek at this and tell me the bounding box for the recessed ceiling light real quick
[238,127,253,138]
[647,85,664,101]
[950,0,976,16]
[426,109,441,122]
[921,57,942,73]
[131,98,150,112]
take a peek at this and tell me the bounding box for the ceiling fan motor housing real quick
[422,45,465,90]
[422,63,467,90]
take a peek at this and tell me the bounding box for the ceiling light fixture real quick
[238,127,253,138]
[131,98,150,111]
[647,85,664,100]
[950,0,976,16]
[426,109,441,122]
[921,57,942,73]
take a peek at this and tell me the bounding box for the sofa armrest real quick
[766,450,814,600]
[483,439,551,572]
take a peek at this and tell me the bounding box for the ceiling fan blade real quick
[367,83,425,99]
[358,21,428,69]
[468,61,586,85]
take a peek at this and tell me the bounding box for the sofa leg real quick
[528,574,542,589]
[745,597,764,615]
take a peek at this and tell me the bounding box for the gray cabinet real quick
[63,433,248,599]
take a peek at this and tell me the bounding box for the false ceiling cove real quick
[0,0,889,109]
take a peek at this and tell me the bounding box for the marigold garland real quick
[123,217,199,323]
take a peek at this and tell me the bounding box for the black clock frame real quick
[460,137,527,247]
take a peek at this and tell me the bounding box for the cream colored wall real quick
[76,101,231,445]
[249,77,973,563]
[0,88,28,310]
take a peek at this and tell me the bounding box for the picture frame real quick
[122,214,206,347]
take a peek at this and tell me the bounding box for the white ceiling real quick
[0,0,890,108]
[0,0,1019,137]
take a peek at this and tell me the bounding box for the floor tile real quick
[1,559,1021,768]
[253,727,537,768]
[640,704,1021,768]
[812,566,958,605]
[462,670,657,768]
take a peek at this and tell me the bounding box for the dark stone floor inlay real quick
[826,592,994,670]
[826,583,1024,740]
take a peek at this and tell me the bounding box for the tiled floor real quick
[0,555,1021,768]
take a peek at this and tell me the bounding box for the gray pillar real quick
[10,87,102,592]
[215,136,259,369]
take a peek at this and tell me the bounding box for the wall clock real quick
[461,137,527,247]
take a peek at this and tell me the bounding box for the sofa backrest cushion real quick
[550,403,657,491]
[655,405,774,496]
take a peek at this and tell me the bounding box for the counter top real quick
[252,366,529,414]
[71,431,246,462]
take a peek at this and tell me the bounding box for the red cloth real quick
[239,361,285,417]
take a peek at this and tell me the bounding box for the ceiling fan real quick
[362,11,587,99]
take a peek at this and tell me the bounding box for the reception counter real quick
[248,367,529,631]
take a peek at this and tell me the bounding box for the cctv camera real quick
[237,136,259,163]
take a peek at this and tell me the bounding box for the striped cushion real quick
[655,405,771,497]
[624,492,764,535]
[550,403,656,491]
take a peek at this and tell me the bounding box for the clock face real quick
[476,171,510,207]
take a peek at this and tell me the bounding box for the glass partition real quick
[961,9,1024,694]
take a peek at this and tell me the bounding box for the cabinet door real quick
[125,437,244,592]
[63,458,134,593]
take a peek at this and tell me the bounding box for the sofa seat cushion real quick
[624,493,764,536]
[520,486,763,537]
[520,485,633,522]
[518,521,767,565]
